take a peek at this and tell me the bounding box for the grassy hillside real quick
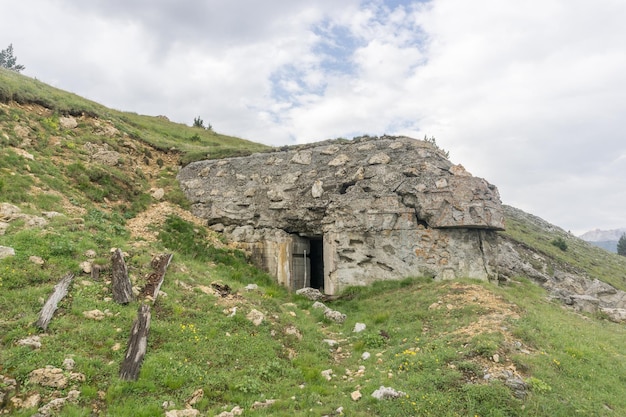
[2,69,626,416]
[501,205,626,292]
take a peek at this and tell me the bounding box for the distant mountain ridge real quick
[578,228,626,254]
[579,228,626,242]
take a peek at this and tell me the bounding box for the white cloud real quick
[1,0,625,233]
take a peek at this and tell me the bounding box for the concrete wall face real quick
[178,136,504,294]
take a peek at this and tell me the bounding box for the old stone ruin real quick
[177,136,505,295]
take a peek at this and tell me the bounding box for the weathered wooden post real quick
[141,253,173,303]
[119,304,151,381]
[36,272,74,331]
[111,248,133,304]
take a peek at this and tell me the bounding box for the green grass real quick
[2,67,626,416]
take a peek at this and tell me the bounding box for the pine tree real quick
[0,44,25,73]
[618,233,626,257]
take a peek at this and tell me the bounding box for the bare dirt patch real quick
[126,201,207,242]
[432,282,531,380]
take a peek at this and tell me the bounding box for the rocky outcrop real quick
[178,136,504,294]
[498,205,626,321]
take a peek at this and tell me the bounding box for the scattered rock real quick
[0,374,17,405]
[0,245,16,259]
[186,388,204,406]
[284,325,303,340]
[245,283,259,291]
[63,358,75,371]
[246,309,265,326]
[82,309,106,320]
[13,125,30,139]
[11,147,34,160]
[600,307,626,323]
[37,389,80,416]
[361,352,371,360]
[84,249,97,258]
[84,142,121,166]
[324,309,347,323]
[12,392,40,410]
[25,216,48,229]
[323,339,338,347]
[353,322,366,333]
[59,116,78,129]
[310,300,347,323]
[505,376,528,399]
[29,255,45,266]
[371,386,406,400]
[151,188,165,200]
[80,261,92,274]
[29,366,68,389]
[296,287,324,301]
[321,369,334,381]
[351,390,362,401]
[41,211,63,219]
[252,399,276,409]
[17,335,42,349]
[165,408,200,417]
[0,202,22,221]
[216,406,243,417]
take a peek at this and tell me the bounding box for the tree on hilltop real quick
[0,44,25,73]
[618,233,626,257]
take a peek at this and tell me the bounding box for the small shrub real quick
[551,237,568,251]
[469,332,503,358]
[192,116,205,129]
[355,331,387,350]
[527,376,552,393]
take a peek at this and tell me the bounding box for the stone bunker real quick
[177,136,505,294]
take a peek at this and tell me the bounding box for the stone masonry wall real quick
[177,136,504,294]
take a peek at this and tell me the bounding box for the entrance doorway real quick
[291,235,324,291]
[309,238,324,290]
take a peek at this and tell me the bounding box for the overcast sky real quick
[2,0,625,235]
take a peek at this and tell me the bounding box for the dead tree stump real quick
[36,273,74,331]
[140,253,173,303]
[111,248,134,304]
[119,304,151,381]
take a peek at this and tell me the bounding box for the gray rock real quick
[498,205,626,315]
[17,335,42,349]
[371,386,406,400]
[0,203,22,221]
[353,322,366,333]
[324,309,346,323]
[59,116,78,129]
[29,366,68,389]
[505,377,528,399]
[296,287,324,301]
[0,246,15,259]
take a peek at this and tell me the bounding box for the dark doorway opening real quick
[309,238,324,290]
